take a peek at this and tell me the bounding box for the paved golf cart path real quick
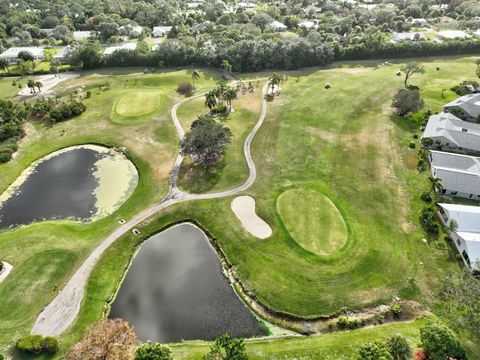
[32,81,269,336]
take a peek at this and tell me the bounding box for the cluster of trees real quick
[204,84,237,113]
[357,321,466,360]
[0,99,27,163]
[49,101,86,123]
[65,318,248,360]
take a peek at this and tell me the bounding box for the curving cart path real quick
[32,82,269,336]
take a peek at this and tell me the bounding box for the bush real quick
[357,340,393,360]
[421,138,433,147]
[49,101,86,123]
[392,89,424,116]
[210,105,228,114]
[176,81,194,95]
[420,320,466,360]
[135,342,174,360]
[0,152,12,163]
[387,334,411,360]
[419,207,439,235]
[420,192,432,203]
[17,335,59,354]
[414,348,426,360]
[391,304,402,318]
[337,316,361,330]
[0,353,3,360]
[408,142,416,149]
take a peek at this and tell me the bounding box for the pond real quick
[0,145,138,229]
[109,223,267,343]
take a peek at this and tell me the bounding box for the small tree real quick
[0,58,9,72]
[268,73,286,96]
[476,59,480,79]
[35,81,43,93]
[135,342,174,360]
[180,115,232,166]
[27,79,36,93]
[400,62,425,87]
[204,334,248,360]
[392,89,424,116]
[17,51,34,62]
[191,70,200,90]
[221,59,232,73]
[387,334,412,360]
[357,340,393,360]
[65,319,137,360]
[420,320,466,360]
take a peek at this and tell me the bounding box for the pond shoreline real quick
[103,218,429,341]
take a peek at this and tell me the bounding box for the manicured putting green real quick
[114,90,165,122]
[277,188,348,256]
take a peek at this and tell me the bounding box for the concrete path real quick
[32,82,268,336]
[18,73,80,97]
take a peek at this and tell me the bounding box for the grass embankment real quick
[0,69,219,347]
[277,187,348,256]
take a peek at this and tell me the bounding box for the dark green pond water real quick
[109,223,267,342]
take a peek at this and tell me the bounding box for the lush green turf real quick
[277,187,348,256]
[112,89,167,124]
[171,317,429,359]
[2,58,480,358]
[177,86,263,193]
[0,69,219,346]
[0,77,27,99]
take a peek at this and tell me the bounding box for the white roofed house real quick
[0,46,45,64]
[152,26,173,38]
[444,93,480,123]
[119,24,143,38]
[421,112,480,154]
[270,20,287,32]
[436,30,471,40]
[392,32,425,42]
[429,151,480,200]
[438,203,480,272]
[52,46,74,64]
[410,18,428,27]
[103,43,137,55]
[72,31,92,41]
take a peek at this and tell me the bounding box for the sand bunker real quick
[0,262,12,283]
[231,196,272,239]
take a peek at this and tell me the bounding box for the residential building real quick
[444,93,480,122]
[119,25,143,37]
[436,30,471,39]
[270,20,287,32]
[152,26,173,38]
[52,46,74,63]
[429,150,480,199]
[0,46,45,64]
[103,43,137,55]
[438,203,480,272]
[73,31,92,41]
[422,112,480,153]
[392,32,425,42]
[410,18,428,27]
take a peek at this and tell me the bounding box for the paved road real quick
[31,82,269,336]
[18,73,80,97]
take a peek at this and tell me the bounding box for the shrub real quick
[408,142,416,149]
[176,81,193,95]
[414,348,427,360]
[421,138,433,147]
[419,207,439,235]
[420,192,432,203]
[357,340,393,360]
[387,334,411,360]
[391,304,402,318]
[337,316,360,330]
[420,320,466,360]
[17,335,59,354]
[0,152,12,163]
[49,101,86,123]
[392,89,424,116]
[210,105,228,114]
[85,90,92,98]
[417,159,426,171]
[0,353,3,360]
[135,342,174,360]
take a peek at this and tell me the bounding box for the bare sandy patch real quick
[0,262,13,283]
[231,196,272,239]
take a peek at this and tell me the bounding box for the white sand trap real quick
[0,262,13,283]
[231,196,272,239]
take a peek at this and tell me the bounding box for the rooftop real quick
[103,43,137,55]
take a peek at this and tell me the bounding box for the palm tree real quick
[191,70,200,91]
[27,79,36,93]
[223,87,237,110]
[205,91,217,110]
[0,58,9,73]
[429,176,444,193]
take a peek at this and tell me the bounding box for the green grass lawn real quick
[277,187,348,256]
[1,58,480,358]
[0,77,27,99]
[112,89,168,124]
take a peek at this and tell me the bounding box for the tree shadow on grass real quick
[177,159,226,193]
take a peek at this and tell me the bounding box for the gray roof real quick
[430,150,480,195]
[0,46,44,58]
[422,112,480,152]
[439,203,480,270]
[444,93,480,119]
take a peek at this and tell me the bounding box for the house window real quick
[470,194,473,198]
[457,239,461,247]
[435,140,441,145]
[462,250,471,266]
[446,142,450,146]
[452,191,458,195]
[441,189,447,194]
